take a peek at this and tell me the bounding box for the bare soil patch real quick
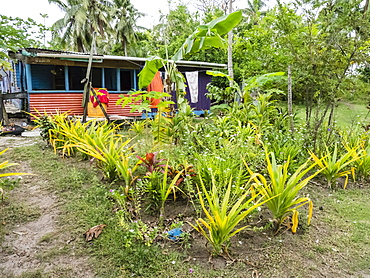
[0,135,39,149]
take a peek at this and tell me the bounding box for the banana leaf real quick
[138,10,243,90]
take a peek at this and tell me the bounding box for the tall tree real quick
[244,0,266,24]
[0,15,45,69]
[110,0,143,56]
[195,0,229,13]
[273,0,370,148]
[49,0,111,52]
[150,5,200,59]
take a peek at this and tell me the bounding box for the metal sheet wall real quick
[29,93,141,117]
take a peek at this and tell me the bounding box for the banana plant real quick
[135,10,243,108]
[206,71,286,103]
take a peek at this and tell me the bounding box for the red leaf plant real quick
[136,152,167,174]
[167,164,197,187]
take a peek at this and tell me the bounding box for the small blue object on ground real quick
[167,228,183,241]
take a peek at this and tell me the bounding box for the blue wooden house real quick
[5,48,226,118]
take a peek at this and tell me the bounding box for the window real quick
[104,68,117,91]
[31,65,65,90]
[69,67,105,90]
[92,68,102,88]
[120,70,132,91]
[30,65,134,92]
[69,66,86,90]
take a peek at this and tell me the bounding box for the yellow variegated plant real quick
[129,119,149,135]
[158,163,184,224]
[60,129,135,182]
[309,144,359,189]
[345,142,370,182]
[28,109,68,143]
[49,115,121,157]
[190,173,276,255]
[246,151,321,233]
[1,148,35,199]
[46,115,137,183]
[0,148,34,178]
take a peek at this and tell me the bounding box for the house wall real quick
[29,93,141,117]
[149,70,212,116]
[12,56,215,118]
[24,63,141,117]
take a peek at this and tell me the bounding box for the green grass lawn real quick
[278,99,370,128]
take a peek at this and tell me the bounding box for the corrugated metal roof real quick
[19,48,226,69]
[23,48,102,56]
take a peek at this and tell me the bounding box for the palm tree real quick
[49,0,111,52]
[244,0,266,25]
[110,0,143,56]
[81,0,112,40]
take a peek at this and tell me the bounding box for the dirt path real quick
[0,135,39,150]
[0,136,95,278]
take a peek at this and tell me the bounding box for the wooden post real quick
[0,96,9,126]
[227,0,234,88]
[82,32,97,123]
[287,65,294,133]
[0,94,3,125]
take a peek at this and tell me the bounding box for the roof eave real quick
[32,52,226,69]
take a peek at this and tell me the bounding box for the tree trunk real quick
[364,0,370,17]
[328,101,335,128]
[122,38,128,56]
[82,33,97,123]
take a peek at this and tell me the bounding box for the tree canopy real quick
[0,15,46,69]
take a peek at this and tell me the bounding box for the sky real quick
[1,0,270,27]
[1,0,276,42]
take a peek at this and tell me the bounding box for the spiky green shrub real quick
[309,144,359,189]
[247,151,321,233]
[191,173,274,255]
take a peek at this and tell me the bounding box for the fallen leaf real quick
[13,231,28,236]
[84,224,107,241]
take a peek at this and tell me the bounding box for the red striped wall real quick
[29,93,142,117]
